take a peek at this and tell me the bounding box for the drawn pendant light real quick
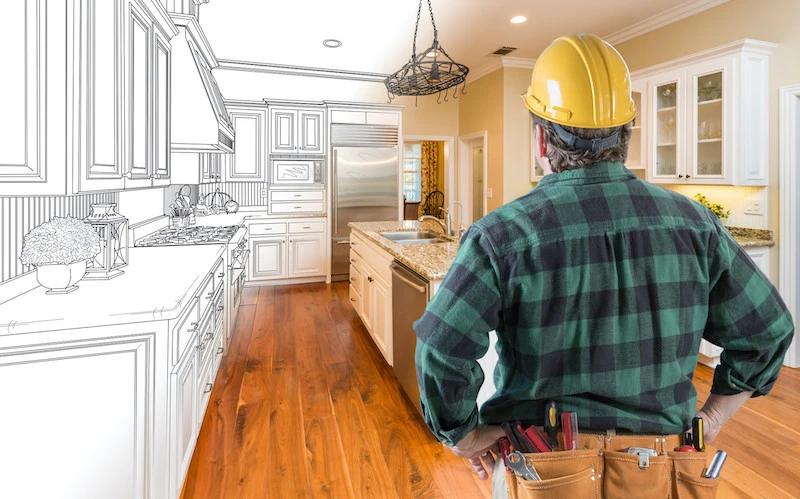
[385,0,469,103]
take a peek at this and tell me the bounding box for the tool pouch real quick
[505,435,720,499]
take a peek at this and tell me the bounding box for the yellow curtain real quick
[419,141,439,217]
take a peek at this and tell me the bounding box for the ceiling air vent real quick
[492,46,518,56]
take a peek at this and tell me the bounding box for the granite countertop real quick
[349,222,775,282]
[0,245,225,336]
[349,221,459,281]
[726,226,775,248]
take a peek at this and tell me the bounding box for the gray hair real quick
[532,113,632,173]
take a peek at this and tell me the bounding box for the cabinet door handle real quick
[367,276,374,283]
[217,347,224,355]
[217,305,224,312]
[350,297,356,302]
[204,383,213,394]
[350,258,357,263]
[206,292,214,299]
[294,206,302,209]
[677,174,684,179]
[294,194,302,197]
[217,272,225,278]
[205,332,214,341]
[302,226,311,229]
[350,277,356,282]
[686,175,691,179]
[123,172,133,179]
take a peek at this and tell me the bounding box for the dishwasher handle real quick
[391,263,427,293]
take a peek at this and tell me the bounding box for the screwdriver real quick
[544,401,559,449]
[561,411,579,451]
[692,416,705,452]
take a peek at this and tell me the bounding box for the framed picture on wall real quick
[530,115,545,182]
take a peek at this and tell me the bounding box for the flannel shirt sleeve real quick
[413,225,503,446]
[705,224,794,397]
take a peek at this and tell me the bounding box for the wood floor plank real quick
[182,282,800,498]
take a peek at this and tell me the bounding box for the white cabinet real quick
[0,0,176,195]
[627,80,647,171]
[269,189,325,216]
[268,104,325,155]
[225,103,267,181]
[632,39,775,186]
[249,236,287,281]
[171,152,221,184]
[0,325,158,499]
[349,232,393,364]
[246,218,327,283]
[169,331,198,498]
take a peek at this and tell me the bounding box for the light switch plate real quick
[744,197,763,215]
[486,187,493,198]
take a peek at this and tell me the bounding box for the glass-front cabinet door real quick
[627,79,646,171]
[649,70,684,183]
[688,57,733,185]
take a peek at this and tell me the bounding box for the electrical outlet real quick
[260,188,268,198]
[486,187,493,198]
[744,197,763,215]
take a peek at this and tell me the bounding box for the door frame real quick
[779,83,800,368]
[403,135,455,212]
[458,131,489,225]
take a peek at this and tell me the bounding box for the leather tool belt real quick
[505,432,720,499]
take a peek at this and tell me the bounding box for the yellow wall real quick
[503,67,536,203]
[458,69,505,211]
[398,94,459,137]
[615,0,800,283]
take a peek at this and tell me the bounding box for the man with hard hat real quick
[413,33,793,497]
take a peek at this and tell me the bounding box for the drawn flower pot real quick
[35,260,87,295]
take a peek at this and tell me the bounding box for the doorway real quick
[779,84,800,368]
[457,131,488,225]
[402,136,456,220]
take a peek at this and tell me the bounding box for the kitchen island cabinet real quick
[0,245,226,499]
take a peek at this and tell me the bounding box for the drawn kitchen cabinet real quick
[169,330,198,499]
[171,152,220,184]
[0,327,157,499]
[268,105,325,155]
[248,236,288,281]
[202,154,222,183]
[224,103,267,181]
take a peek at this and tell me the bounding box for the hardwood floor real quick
[182,282,800,498]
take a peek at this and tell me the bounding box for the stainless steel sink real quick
[381,230,441,241]
[380,230,449,245]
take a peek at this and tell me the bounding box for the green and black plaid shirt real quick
[414,162,794,446]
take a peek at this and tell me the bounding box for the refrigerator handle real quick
[332,149,338,235]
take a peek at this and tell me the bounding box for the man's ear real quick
[535,124,548,158]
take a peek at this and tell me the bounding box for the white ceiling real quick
[199,0,719,78]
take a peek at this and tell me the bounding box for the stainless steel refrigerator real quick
[330,125,400,281]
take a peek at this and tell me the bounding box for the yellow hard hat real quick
[521,34,636,129]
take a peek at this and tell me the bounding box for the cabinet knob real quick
[350,277,356,282]
[204,383,213,394]
[217,347,224,355]
[205,332,214,341]
[123,172,133,179]
[350,297,356,302]
[677,174,684,179]
[367,276,374,283]
[206,292,214,299]
[150,173,162,179]
[686,175,691,179]
[350,258,357,263]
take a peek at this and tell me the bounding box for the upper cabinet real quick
[632,39,776,186]
[0,0,177,195]
[267,103,325,155]
[224,102,268,182]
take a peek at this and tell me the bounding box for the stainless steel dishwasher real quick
[391,261,430,415]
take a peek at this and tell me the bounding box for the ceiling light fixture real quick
[322,39,342,48]
[385,0,468,104]
[510,15,527,24]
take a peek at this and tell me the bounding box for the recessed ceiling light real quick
[323,39,342,48]
[510,15,527,24]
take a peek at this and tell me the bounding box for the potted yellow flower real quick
[694,193,730,224]
[20,216,101,294]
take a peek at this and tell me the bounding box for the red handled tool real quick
[498,437,512,472]
[561,411,579,451]
[517,423,553,453]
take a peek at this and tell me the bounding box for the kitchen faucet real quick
[418,214,448,235]
[418,203,465,238]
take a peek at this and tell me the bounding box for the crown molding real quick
[466,56,536,84]
[604,0,730,45]
[215,59,389,83]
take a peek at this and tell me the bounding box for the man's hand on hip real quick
[449,425,506,480]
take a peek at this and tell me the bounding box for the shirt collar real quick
[536,162,636,187]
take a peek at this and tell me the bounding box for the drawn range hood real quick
[170,14,234,153]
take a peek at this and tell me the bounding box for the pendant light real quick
[385,0,469,104]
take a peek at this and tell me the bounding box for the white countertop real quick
[0,245,225,336]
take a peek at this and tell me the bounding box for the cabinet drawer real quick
[197,348,215,422]
[270,190,324,202]
[349,263,363,296]
[250,222,287,235]
[289,221,325,234]
[210,258,224,291]
[270,202,324,214]
[366,112,399,126]
[198,309,216,369]
[349,285,361,314]
[172,298,200,365]
[350,232,393,283]
[213,330,225,370]
[197,274,215,317]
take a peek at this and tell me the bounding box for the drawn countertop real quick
[0,245,225,336]
[348,222,774,282]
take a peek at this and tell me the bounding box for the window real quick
[403,143,422,202]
